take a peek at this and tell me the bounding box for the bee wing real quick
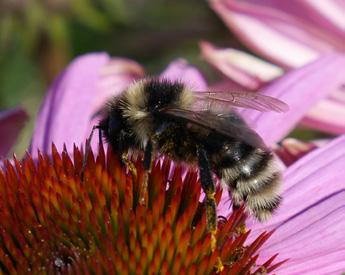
[160,107,266,149]
[194,91,289,113]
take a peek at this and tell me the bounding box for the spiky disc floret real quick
[0,144,286,274]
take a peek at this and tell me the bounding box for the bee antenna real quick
[86,125,101,151]
[81,125,102,181]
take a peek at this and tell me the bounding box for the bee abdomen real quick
[247,192,281,221]
[219,146,282,221]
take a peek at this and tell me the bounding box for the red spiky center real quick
[0,144,286,274]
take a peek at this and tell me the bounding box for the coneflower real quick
[2,52,345,274]
[0,144,285,274]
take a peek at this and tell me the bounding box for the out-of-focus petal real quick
[244,0,345,41]
[160,59,207,90]
[209,0,345,68]
[274,138,317,166]
[302,95,345,134]
[201,42,345,135]
[209,78,247,92]
[239,54,345,146]
[329,87,345,104]
[96,57,145,108]
[200,41,283,90]
[309,0,345,37]
[30,53,144,155]
[0,107,28,157]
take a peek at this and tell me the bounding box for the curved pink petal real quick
[274,138,317,166]
[96,57,145,107]
[210,0,345,68]
[244,0,345,42]
[219,137,345,273]
[242,135,345,273]
[239,54,345,146]
[249,135,345,234]
[0,107,28,157]
[201,43,345,135]
[200,41,283,90]
[160,58,207,90]
[302,95,345,134]
[30,53,144,155]
[329,87,345,104]
[260,190,345,274]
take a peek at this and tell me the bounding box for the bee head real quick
[98,106,138,153]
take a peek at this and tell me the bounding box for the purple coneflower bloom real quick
[209,0,345,68]
[203,0,345,134]
[24,53,345,274]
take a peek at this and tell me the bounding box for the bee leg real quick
[139,140,153,205]
[197,146,217,244]
[232,190,240,210]
[197,146,224,273]
[121,153,138,182]
[98,126,102,144]
[230,190,247,233]
[81,125,100,181]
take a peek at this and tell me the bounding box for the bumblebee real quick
[87,78,287,255]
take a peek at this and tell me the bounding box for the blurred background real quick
[0,0,243,155]
[2,0,341,157]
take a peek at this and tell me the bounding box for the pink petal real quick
[307,0,345,38]
[274,138,317,166]
[200,41,283,90]
[30,53,144,155]
[160,59,207,90]
[244,135,345,272]
[260,190,345,274]
[0,108,28,157]
[245,0,345,41]
[329,87,345,104]
[302,95,345,134]
[201,42,345,135]
[250,135,345,233]
[97,57,145,102]
[239,54,345,146]
[220,136,345,272]
[209,0,345,68]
